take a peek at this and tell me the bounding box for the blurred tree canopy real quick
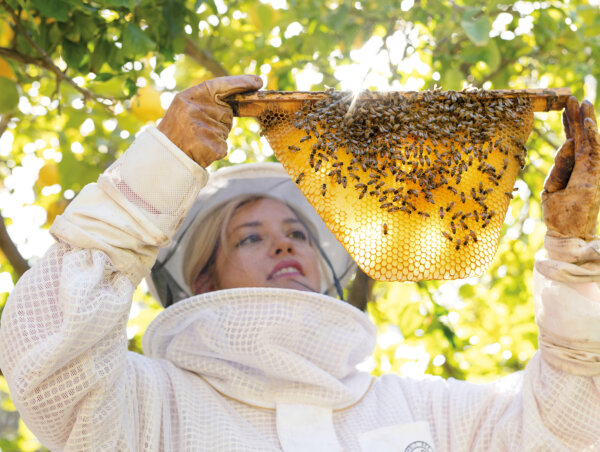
[0,0,598,448]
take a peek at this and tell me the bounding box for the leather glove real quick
[157,75,263,167]
[542,96,600,240]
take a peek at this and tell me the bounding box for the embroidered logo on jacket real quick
[405,440,434,452]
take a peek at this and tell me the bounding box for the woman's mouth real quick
[267,261,304,280]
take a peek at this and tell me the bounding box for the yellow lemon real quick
[0,57,15,81]
[0,19,14,47]
[131,85,164,122]
[38,162,60,187]
[46,199,68,226]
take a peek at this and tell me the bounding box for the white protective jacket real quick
[0,128,599,451]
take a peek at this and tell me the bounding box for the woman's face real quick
[214,198,321,292]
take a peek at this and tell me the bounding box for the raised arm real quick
[384,97,600,451]
[537,96,600,376]
[0,76,262,450]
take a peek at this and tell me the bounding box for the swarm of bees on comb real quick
[258,88,534,281]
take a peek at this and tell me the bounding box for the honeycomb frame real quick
[259,89,534,281]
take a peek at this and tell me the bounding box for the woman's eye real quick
[237,234,261,247]
[289,230,307,241]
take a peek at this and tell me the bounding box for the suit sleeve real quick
[0,127,206,450]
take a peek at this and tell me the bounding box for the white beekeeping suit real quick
[0,77,599,451]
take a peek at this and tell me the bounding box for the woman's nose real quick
[272,236,295,256]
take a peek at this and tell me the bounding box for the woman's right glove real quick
[157,75,263,167]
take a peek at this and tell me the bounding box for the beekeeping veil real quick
[149,162,356,307]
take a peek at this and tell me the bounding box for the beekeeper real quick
[0,75,599,451]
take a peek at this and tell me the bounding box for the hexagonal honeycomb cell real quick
[259,90,534,282]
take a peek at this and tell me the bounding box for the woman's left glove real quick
[157,75,263,167]
[542,96,600,240]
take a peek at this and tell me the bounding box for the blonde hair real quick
[183,195,325,294]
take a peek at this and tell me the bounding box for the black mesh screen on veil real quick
[150,262,189,308]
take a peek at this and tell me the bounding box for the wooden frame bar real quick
[226,88,572,117]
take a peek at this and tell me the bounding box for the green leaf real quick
[534,9,559,47]
[204,0,217,14]
[90,41,108,73]
[31,0,71,21]
[483,39,501,73]
[461,8,491,46]
[458,283,475,299]
[58,142,103,191]
[397,302,424,337]
[62,39,87,69]
[442,67,463,90]
[162,1,186,40]
[329,4,349,31]
[102,0,135,8]
[94,72,115,82]
[65,23,81,43]
[37,20,62,53]
[439,322,456,348]
[255,4,274,31]
[122,24,155,57]
[0,77,19,114]
[124,77,138,96]
[74,12,98,43]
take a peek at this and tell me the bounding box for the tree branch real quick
[0,0,115,107]
[0,115,29,277]
[184,38,229,77]
[0,112,11,136]
[0,46,45,66]
[533,125,560,150]
[483,57,511,86]
[0,210,29,277]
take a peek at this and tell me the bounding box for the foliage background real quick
[0,0,598,449]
